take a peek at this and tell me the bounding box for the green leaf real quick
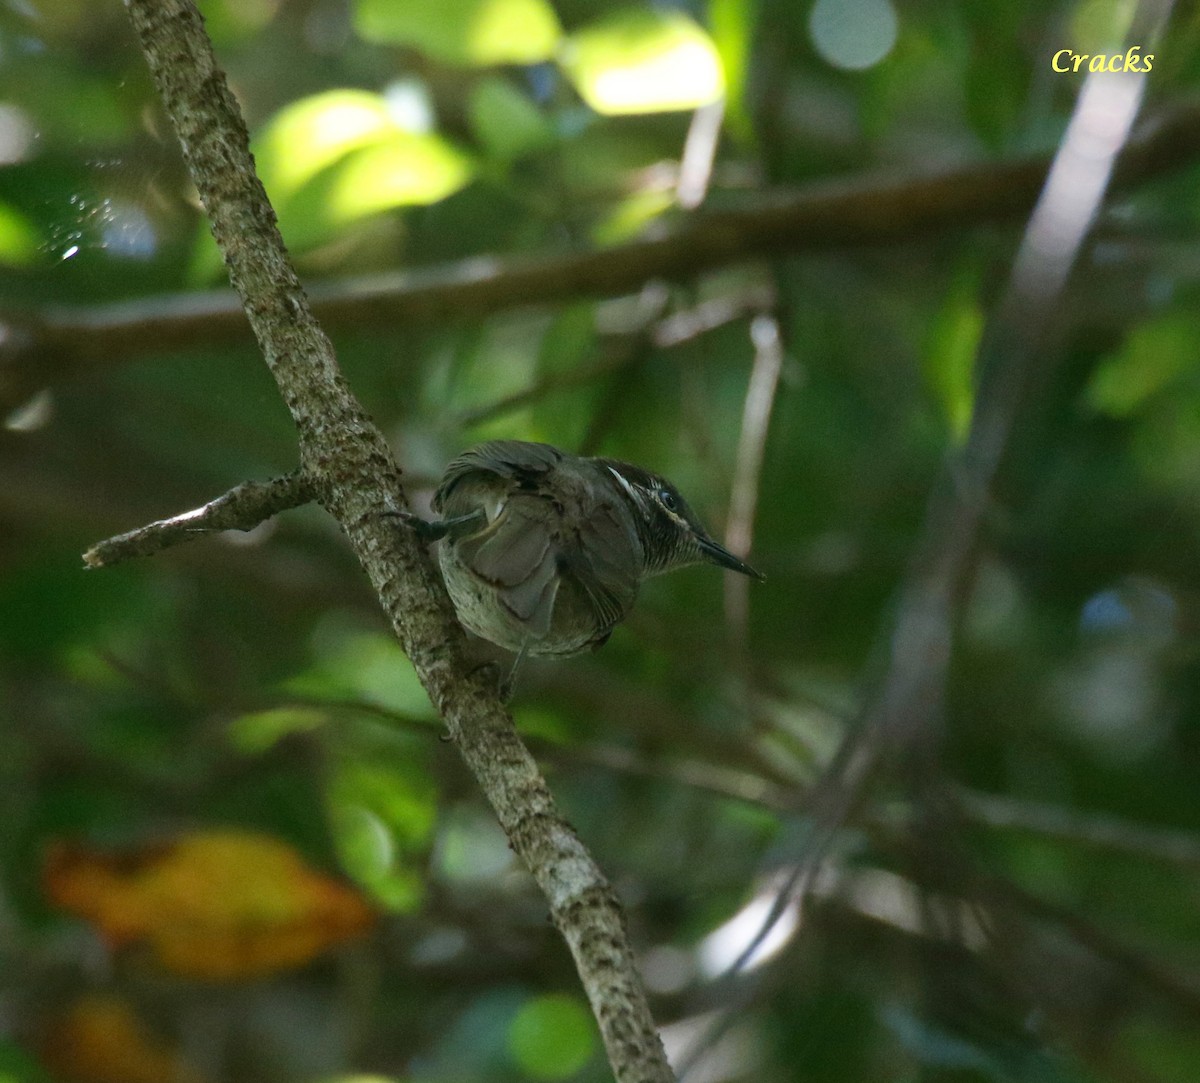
[1087,314,1200,417]
[328,758,437,910]
[316,136,473,220]
[469,77,556,162]
[0,203,40,265]
[283,629,437,719]
[964,39,1027,150]
[0,1039,50,1083]
[355,0,562,66]
[508,994,596,1080]
[200,0,281,44]
[923,272,983,442]
[560,10,725,116]
[229,707,328,754]
[708,0,757,143]
[1071,0,1138,53]
[591,188,674,244]
[254,89,407,203]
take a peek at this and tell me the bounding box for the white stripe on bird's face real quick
[607,465,642,506]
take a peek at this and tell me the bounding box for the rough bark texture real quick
[118,2,674,1080]
[82,470,314,567]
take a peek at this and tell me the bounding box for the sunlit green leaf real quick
[355,0,562,65]
[560,10,725,116]
[1087,314,1200,417]
[592,188,674,244]
[252,85,471,251]
[254,89,400,203]
[320,136,473,221]
[0,203,39,265]
[283,630,437,719]
[469,77,556,161]
[335,760,436,853]
[508,994,596,1080]
[229,707,328,754]
[328,758,437,910]
[923,273,983,442]
[708,0,756,142]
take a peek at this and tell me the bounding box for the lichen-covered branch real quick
[83,471,314,568]
[113,2,674,1080]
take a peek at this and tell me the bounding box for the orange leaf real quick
[44,830,375,979]
[41,994,207,1083]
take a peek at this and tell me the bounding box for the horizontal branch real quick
[83,469,313,568]
[958,789,1200,871]
[4,100,1200,412]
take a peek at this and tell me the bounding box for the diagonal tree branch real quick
[4,99,1200,413]
[108,3,674,1080]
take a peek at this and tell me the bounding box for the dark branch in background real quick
[4,100,1200,412]
[104,4,674,1081]
[677,14,1174,1076]
[799,27,1160,939]
[82,470,313,568]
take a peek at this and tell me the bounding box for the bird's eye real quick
[657,488,678,512]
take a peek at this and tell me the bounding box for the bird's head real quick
[598,460,764,580]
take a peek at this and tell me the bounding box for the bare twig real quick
[957,789,1200,872]
[83,470,314,568]
[723,313,783,645]
[5,98,1200,411]
[110,4,674,1080]
[455,283,773,428]
[676,98,725,209]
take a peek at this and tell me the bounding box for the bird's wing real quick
[457,500,561,639]
[433,441,562,512]
[561,500,637,633]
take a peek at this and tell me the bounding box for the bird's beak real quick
[697,536,765,580]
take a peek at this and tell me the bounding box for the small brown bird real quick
[405,440,761,689]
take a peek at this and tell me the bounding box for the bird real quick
[401,440,762,692]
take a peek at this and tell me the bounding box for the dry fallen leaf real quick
[44,829,376,979]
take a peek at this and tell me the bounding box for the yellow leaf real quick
[44,830,375,980]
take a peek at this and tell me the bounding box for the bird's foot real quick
[383,507,485,544]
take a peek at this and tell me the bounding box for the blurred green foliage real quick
[1,0,1199,1081]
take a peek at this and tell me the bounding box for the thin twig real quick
[956,789,1200,871]
[83,470,314,568]
[676,98,725,210]
[723,313,783,645]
